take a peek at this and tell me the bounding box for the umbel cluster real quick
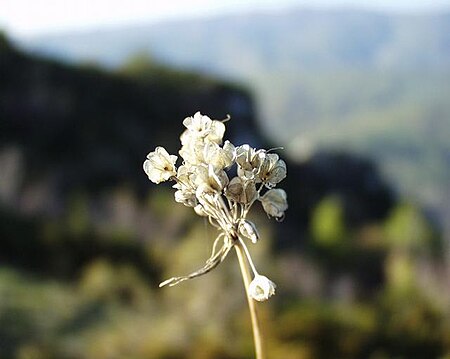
[143,112,288,301]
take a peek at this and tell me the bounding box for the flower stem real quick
[234,240,265,359]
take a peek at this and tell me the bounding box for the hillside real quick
[254,69,450,212]
[1,32,397,259]
[1,34,258,196]
[18,8,450,214]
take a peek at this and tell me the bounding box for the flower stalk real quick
[235,239,265,359]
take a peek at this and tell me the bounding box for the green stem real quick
[234,241,265,359]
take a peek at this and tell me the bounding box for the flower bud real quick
[238,220,260,243]
[248,274,276,301]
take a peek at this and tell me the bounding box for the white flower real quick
[236,145,259,170]
[248,274,276,301]
[236,145,266,180]
[259,189,288,219]
[180,112,226,145]
[182,112,212,140]
[143,147,177,184]
[203,140,235,169]
[259,154,287,188]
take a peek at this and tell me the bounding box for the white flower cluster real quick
[144,112,287,301]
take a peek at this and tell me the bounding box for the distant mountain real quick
[21,9,450,73]
[15,8,450,215]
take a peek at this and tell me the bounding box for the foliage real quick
[311,196,347,247]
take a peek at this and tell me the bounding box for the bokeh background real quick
[1,1,450,358]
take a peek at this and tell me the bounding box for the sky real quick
[1,0,450,38]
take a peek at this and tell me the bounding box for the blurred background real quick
[1,1,450,358]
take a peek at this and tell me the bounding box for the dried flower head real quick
[143,112,288,301]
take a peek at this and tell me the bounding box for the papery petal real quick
[259,155,287,188]
[235,145,253,170]
[243,181,258,204]
[206,120,226,143]
[259,189,288,219]
[221,140,236,167]
[259,154,279,180]
[268,159,287,186]
[225,177,244,202]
